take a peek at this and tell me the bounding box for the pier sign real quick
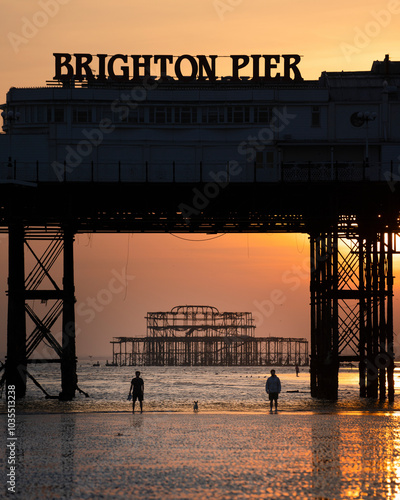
[53,53,303,82]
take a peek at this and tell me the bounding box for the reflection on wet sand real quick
[311,413,400,499]
[3,412,400,499]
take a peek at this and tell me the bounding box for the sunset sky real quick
[1,0,400,358]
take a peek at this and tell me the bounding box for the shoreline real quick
[2,407,400,416]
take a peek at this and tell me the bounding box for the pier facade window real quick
[175,106,197,124]
[72,106,92,123]
[256,150,275,168]
[99,105,113,122]
[36,105,47,123]
[311,106,321,127]
[54,108,65,122]
[201,106,225,124]
[254,105,271,123]
[149,106,172,123]
[116,106,145,124]
[256,152,263,168]
[127,107,145,123]
[23,105,45,123]
[24,106,31,122]
[46,107,65,123]
[227,106,250,123]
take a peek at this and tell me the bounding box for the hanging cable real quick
[123,233,132,301]
[169,233,226,242]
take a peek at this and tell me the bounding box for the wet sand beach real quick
[2,410,400,499]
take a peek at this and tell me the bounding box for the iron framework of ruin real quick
[111,305,309,366]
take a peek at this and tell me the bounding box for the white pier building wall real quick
[1,57,399,184]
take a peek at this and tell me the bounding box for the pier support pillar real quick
[310,226,395,402]
[59,227,77,401]
[6,223,27,398]
[386,234,395,403]
[310,232,339,400]
[360,232,395,402]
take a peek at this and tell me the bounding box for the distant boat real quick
[105,360,117,367]
[92,361,100,367]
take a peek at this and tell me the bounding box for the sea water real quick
[2,362,400,414]
[2,363,400,499]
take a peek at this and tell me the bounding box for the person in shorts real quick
[128,371,144,413]
[266,369,281,412]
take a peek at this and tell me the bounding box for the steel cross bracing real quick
[2,211,398,402]
[1,225,88,400]
[310,225,396,401]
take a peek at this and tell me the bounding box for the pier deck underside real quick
[1,179,399,400]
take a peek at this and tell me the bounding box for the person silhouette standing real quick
[128,371,144,413]
[266,369,281,413]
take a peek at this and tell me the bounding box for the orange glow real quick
[1,1,400,356]
[1,0,399,99]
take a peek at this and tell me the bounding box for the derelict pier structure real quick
[111,305,309,366]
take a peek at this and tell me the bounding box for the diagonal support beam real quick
[24,239,62,292]
[310,231,339,399]
[310,225,395,402]
[5,224,84,400]
[25,302,63,358]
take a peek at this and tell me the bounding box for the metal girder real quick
[3,224,81,400]
[111,336,309,367]
[310,232,339,399]
[310,225,395,402]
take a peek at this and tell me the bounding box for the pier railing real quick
[0,159,397,184]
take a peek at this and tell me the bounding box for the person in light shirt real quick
[266,369,281,413]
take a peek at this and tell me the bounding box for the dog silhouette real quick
[193,401,199,412]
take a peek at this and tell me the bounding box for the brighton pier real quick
[0,54,399,402]
[53,53,303,82]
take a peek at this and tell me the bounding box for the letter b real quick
[54,53,73,80]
